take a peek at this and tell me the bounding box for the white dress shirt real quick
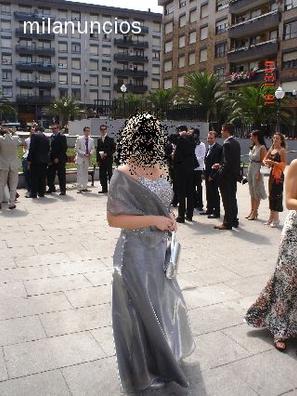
[194,141,206,171]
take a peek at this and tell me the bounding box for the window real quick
[270,30,278,40]
[2,70,11,81]
[152,65,160,75]
[71,43,81,53]
[152,79,160,89]
[164,41,173,53]
[20,71,32,81]
[164,60,172,72]
[153,50,160,60]
[283,50,297,69]
[200,4,208,19]
[90,45,99,55]
[71,74,81,85]
[214,66,225,79]
[2,86,12,97]
[102,76,110,87]
[72,89,81,100]
[216,18,228,34]
[153,36,161,46]
[164,78,172,89]
[58,10,68,19]
[90,60,99,71]
[190,9,197,23]
[90,91,98,101]
[39,73,51,82]
[59,89,68,98]
[71,11,81,21]
[165,2,174,15]
[189,31,196,44]
[165,22,173,34]
[1,53,11,64]
[189,52,195,65]
[200,48,207,62]
[58,42,68,52]
[59,74,68,85]
[102,91,111,100]
[178,55,185,68]
[200,26,208,40]
[179,0,187,8]
[153,22,161,33]
[102,46,111,56]
[215,42,227,58]
[1,3,11,14]
[285,0,297,10]
[1,37,11,48]
[179,35,185,48]
[216,0,228,11]
[179,15,186,27]
[90,75,99,86]
[38,40,51,49]
[1,20,11,32]
[178,76,184,87]
[72,59,81,70]
[284,20,297,40]
[58,58,68,69]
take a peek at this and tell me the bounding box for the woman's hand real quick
[154,216,176,232]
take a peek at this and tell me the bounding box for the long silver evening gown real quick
[107,169,195,393]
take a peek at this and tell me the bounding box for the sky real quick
[67,0,163,13]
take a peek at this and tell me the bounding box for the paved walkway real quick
[0,183,296,396]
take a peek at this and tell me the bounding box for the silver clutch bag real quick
[165,231,181,279]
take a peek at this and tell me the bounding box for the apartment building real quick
[0,0,162,123]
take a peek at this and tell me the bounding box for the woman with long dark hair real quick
[246,130,267,220]
[106,113,195,393]
[263,132,287,227]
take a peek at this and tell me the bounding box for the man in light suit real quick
[0,128,22,210]
[75,127,95,193]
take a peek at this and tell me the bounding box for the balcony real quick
[229,10,280,39]
[16,62,56,72]
[114,39,149,48]
[16,95,54,104]
[15,28,55,40]
[16,80,35,88]
[226,70,266,85]
[228,39,278,63]
[14,11,55,22]
[16,79,56,88]
[114,84,148,93]
[229,0,269,14]
[114,68,148,77]
[15,45,55,56]
[114,53,148,63]
[139,26,149,34]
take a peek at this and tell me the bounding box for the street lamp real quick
[120,84,127,118]
[274,86,285,132]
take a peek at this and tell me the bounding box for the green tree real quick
[147,88,177,118]
[184,72,225,122]
[48,97,81,126]
[0,91,16,121]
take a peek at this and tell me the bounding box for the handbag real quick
[260,166,270,176]
[164,231,181,279]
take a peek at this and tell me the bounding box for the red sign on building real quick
[263,61,276,106]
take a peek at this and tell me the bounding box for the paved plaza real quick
[0,182,297,396]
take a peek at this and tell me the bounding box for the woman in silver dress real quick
[106,113,195,393]
[245,159,297,351]
[246,130,267,220]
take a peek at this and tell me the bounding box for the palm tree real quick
[147,88,177,118]
[48,97,80,126]
[184,72,225,122]
[0,91,16,121]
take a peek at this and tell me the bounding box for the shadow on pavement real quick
[0,208,28,217]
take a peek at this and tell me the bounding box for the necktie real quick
[206,146,212,157]
[85,137,89,154]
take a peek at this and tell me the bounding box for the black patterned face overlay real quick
[115,112,169,178]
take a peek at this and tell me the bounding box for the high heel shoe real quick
[245,212,253,219]
[248,211,258,220]
[270,221,280,228]
[264,219,273,225]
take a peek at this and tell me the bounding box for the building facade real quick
[0,0,162,123]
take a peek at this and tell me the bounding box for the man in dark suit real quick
[96,124,115,193]
[27,128,50,198]
[172,125,198,223]
[202,131,222,218]
[213,124,241,230]
[47,124,68,195]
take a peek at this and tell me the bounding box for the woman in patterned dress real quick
[246,130,267,220]
[245,159,297,351]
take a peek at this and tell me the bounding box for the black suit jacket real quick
[218,137,241,181]
[49,133,68,163]
[27,132,50,164]
[172,134,197,172]
[204,143,222,178]
[96,135,116,164]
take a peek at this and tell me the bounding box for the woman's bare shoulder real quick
[289,159,297,170]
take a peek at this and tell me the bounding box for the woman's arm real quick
[107,212,176,231]
[280,148,287,164]
[285,159,297,210]
[260,146,267,163]
[263,147,271,163]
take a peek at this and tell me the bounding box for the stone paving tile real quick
[24,274,92,295]
[224,273,270,298]
[39,304,111,336]
[0,293,72,321]
[0,282,27,298]
[83,270,113,287]
[1,246,37,260]
[62,357,122,396]
[14,253,69,267]
[65,285,111,308]
[4,332,106,378]
[179,267,241,289]
[47,259,107,277]
[0,371,71,396]
[0,266,53,283]
[0,348,8,381]
[90,326,115,356]
[0,316,46,346]
[0,258,16,270]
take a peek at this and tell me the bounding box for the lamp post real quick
[120,84,127,118]
[274,86,285,132]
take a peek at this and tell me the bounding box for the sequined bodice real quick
[138,176,173,209]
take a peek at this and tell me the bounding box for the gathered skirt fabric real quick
[245,211,297,339]
[112,229,195,393]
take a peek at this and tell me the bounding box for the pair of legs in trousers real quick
[77,161,89,191]
[99,159,113,192]
[193,170,203,210]
[205,177,220,216]
[0,169,18,208]
[176,170,194,220]
[47,162,66,193]
[219,178,238,228]
[22,158,31,193]
[30,163,47,198]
